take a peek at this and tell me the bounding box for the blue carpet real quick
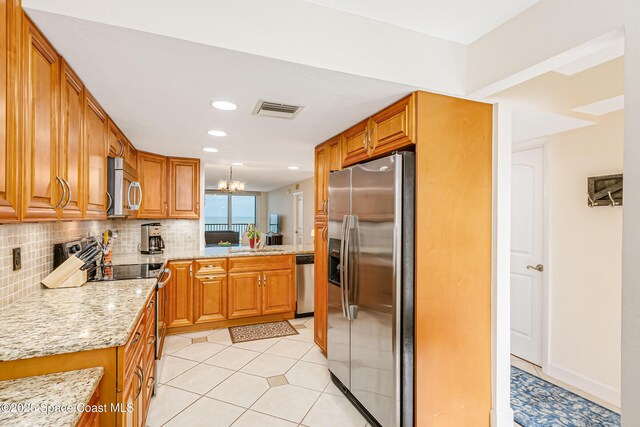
[511,366,620,427]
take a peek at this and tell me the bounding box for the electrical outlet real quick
[12,248,21,271]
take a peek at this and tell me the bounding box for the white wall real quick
[266,178,315,246]
[541,110,623,404]
[622,1,640,424]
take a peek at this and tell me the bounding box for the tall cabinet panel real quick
[0,0,19,222]
[137,151,167,218]
[58,59,83,219]
[21,15,60,221]
[167,157,200,219]
[83,91,108,219]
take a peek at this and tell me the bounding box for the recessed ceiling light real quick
[288,166,299,170]
[207,130,227,137]
[202,147,219,153]
[232,162,244,166]
[211,101,238,111]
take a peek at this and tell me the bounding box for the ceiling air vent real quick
[252,100,304,119]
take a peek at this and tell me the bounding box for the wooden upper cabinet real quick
[194,274,227,324]
[125,141,137,171]
[167,157,200,219]
[58,59,84,220]
[341,119,370,168]
[21,16,61,221]
[108,119,127,158]
[262,269,295,315]
[369,94,415,157]
[137,151,167,218]
[327,136,342,172]
[228,272,262,319]
[83,91,108,219]
[0,0,19,223]
[167,261,194,328]
[313,220,328,354]
[314,144,328,220]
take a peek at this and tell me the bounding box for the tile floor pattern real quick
[510,355,621,427]
[147,317,372,427]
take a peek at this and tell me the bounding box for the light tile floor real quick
[147,317,370,427]
[511,354,621,427]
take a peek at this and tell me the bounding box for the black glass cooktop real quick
[89,263,164,282]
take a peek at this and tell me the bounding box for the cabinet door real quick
[313,221,328,353]
[83,91,108,219]
[228,272,262,319]
[108,119,126,158]
[58,59,84,220]
[327,135,342,172]
[262,269,295,315]
[314,144,327,221]
[0,0,19,222]
[167,261,193,328]
[126,140,137,171]
[21,16,60,221]
[137,151,167,218]
[121,364,143,427]
[370,94,415,157]
[194,274,227,324]
[167,157,200,219]
[341,119,372,168]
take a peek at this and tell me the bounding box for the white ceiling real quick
[512,108,594,143]
[300,0,541,45]
[26,10,416,192]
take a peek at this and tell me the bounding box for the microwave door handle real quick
[136,183,143,210]
[340,215,349,319]
[127,181,135,209]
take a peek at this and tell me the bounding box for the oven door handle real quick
[157,268,171,288]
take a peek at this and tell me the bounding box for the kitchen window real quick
[204,193,256,234]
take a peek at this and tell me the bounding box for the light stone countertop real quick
[110,244,315,266]
[0,367,103,427]
[0,280,156,362]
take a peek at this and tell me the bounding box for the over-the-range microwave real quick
[107,157,141,218]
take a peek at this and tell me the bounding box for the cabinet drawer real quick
[124,313,146,377]
[194,258,228,275]
[228,255,294,273]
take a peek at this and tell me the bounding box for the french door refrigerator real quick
[327,152,414,427]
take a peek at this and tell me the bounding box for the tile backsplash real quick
[110,219,200,254]
[0,221,108,308]
[0,219,201,308]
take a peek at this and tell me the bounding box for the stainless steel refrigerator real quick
[327,152,414,427]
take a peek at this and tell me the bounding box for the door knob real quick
[527,264,544,272]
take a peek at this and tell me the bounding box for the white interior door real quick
[511,146,544,365]
[294,193,303,245]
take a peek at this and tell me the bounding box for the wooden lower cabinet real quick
[77,388,100,427]
[313,221,328,354]
[167,261,193,328]
[262,269,295,315]
[194,274,227,323]
[228,272,262,319]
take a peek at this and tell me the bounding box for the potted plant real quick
[247,227,261,249]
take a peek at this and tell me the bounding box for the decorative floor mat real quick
[228,320,299,343]
[511,366,620,427]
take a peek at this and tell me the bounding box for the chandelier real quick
[217,166,245,193]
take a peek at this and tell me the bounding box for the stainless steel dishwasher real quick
[295,254,314,317]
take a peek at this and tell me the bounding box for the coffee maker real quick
[140,223,165,254]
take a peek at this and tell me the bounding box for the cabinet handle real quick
[362,132,367,150]
[196,201,199,214]
[118,139,126,157]
[148,335,156,345]
[55,176,67,209]
[131,331,141,345]
[322,199,328,215]
[323,225,328,241]
[164,201,168,214]
[106,191,113,211]
[147,376,155,390]
[134,366,143,400]
[263,274,267,286]
[62,179,72,208]
[367,127,374,150]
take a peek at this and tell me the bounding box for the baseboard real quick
[544,362,620,407]
[490,407,514,427]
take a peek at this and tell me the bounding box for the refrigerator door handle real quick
[340,215,350,319]
[348,215,359,320]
